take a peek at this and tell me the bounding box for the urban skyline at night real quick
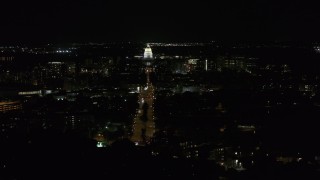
[1,1,320,179]
[1,41,320,179]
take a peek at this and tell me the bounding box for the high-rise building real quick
[47,62,67,79]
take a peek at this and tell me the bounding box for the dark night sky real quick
[1,1,320,43]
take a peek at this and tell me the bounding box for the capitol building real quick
[133,44,154,66]
[142,44,154,66]
[144,44,153,59]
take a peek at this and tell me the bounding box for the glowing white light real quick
[205,59,208,71]
[97,142,104,148]
[144,44,153,59]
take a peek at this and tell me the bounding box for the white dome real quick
[144,44,153,59]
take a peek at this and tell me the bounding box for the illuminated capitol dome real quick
[144,44,153,59]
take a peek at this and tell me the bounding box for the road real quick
[131,67,155,145]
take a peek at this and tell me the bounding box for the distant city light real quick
[205,59,208,71]
[97,142,105,148]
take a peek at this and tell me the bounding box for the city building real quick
[144,44,153,60]
[0,101,22,113]
[47,62,67,79]
[0,56,14,61]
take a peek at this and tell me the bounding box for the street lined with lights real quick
[131,67,155,145]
